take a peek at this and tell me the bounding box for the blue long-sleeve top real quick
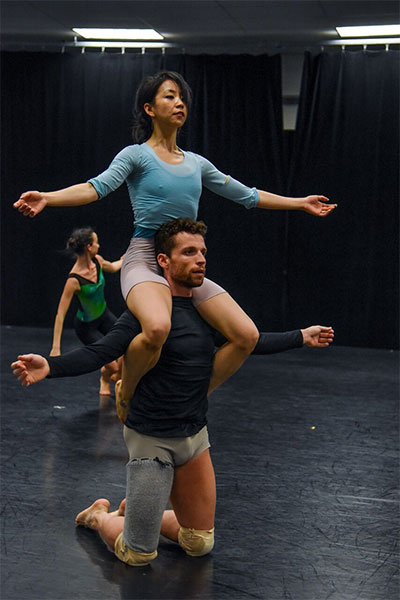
[47,300,303,438]
[88,143,259,237]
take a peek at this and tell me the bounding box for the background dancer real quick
[50,227,123,395]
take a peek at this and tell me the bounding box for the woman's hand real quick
[49,348,61,357]
[11,354,50,386]
[14,191,47,218]
[302,195,337,217]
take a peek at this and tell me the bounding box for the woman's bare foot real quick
[75,498,110,528]
[99,375,111,396]
[115,380,130,423]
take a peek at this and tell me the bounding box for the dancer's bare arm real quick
[13,184,98,218]
[50,278,80,356]
[11,354,50,387]
[257,192,337,217]
[96,254,124,273]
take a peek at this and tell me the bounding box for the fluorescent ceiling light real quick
[73,41,171,49]
[336,25,400,38]
[326,38,400,46]
[73,28,164,40]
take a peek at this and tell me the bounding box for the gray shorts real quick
[120,237,226,306]
[123,425,210,467]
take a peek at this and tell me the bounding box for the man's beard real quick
[178,273,204,288]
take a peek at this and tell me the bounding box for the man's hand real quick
[11,354,50,386]
[301,326,334,347]
[13,191,47,218]
[302,195,337,217]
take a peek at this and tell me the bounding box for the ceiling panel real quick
[1,0,399,52]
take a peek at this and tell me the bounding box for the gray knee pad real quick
[123,458,174,554]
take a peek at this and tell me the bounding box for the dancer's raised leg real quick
[196,293,258,394]
[116,282,172,421]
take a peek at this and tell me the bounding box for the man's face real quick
[162,232,207,288]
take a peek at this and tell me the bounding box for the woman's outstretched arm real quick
[257,191,337,217]
[199,156,337,217]
[13,184,98,218]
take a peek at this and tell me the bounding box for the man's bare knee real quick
[178,526,215,557]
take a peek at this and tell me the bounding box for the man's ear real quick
[157,253,169,270]
[144,103,155,118]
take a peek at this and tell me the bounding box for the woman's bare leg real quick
[116,282,172,420]
[196,293,259,394]
[160,449,216,542]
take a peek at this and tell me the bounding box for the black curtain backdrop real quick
[2,51,398,349]
[285,50,399,349]
[1,52,286,335]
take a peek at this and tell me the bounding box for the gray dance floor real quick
[1,325,399,600]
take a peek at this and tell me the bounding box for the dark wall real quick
[287,50,399,349]
[1,50,398,348]
[1,52,286,334]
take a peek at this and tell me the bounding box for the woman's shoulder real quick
[65,273,82,289]
[183,150,210,166]
[109,144,146,171]
[115,144,143,160]
[93,255,103,268]
[184,152,216,174]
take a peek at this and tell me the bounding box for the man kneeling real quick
[12,218,334,565]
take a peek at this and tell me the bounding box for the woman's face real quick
[87,232,100,256]
[145,79,187,127]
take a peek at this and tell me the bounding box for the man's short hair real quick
[154,218,207,257]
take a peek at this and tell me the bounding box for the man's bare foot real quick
[107,498,126,518]
[75,498,110,528]
[99,375,111,396]
[115,380,130,423]
[118,498,126,516]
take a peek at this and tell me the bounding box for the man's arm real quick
[208,325,334,396]
[11,310,140,386]
[215,325,334,354]
[253,325,334,354]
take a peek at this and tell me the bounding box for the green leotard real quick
[68,258,106,322]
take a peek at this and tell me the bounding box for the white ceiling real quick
[1,0,399,53]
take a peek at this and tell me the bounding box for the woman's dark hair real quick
[132,71,192,143]
[66,227,95,256]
